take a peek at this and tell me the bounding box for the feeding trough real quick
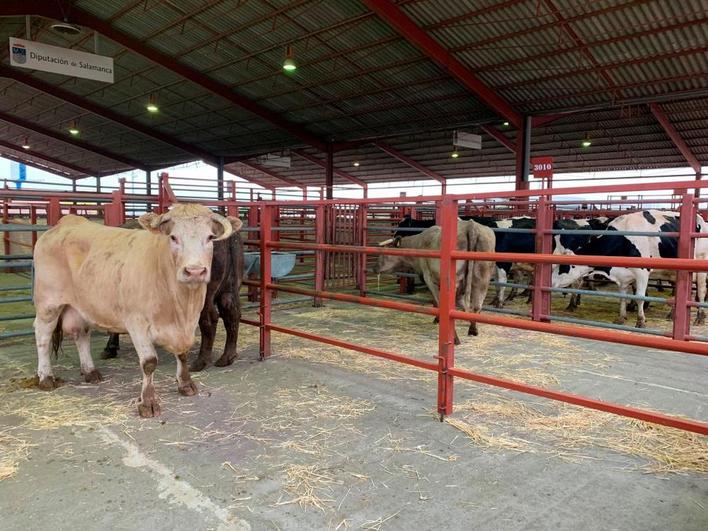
[244,251,297,279]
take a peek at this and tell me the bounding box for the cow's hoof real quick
[38,376,59,391]
[178,380,198,396]
[694,314,706,326]
[665,311,674,321]
[137,398,161,418]
[214,353,237,367]
[189,357,209,372]
[432,316,439,324]
[100,349,119,359]
[613,317,627,325]
[491,298,502,309]
[83,369,103,384]
[454,336,461,346]
[468,325,478,336]
[635,320,646,329]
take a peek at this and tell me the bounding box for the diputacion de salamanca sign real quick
[9,37,114,83]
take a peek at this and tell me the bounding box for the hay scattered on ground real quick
[447,394,708,474]
[274,464,343,512]
[0,428,35,481]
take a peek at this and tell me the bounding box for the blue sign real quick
[10,162,27,189]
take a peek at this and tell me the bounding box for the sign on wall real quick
[9,37,114,83]
[531,156,554,178]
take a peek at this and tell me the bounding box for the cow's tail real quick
[51,315,63,359]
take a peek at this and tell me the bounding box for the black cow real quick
[102,217,244,371]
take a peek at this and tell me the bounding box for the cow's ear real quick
[138,212,162,233]
[226,216,243,233]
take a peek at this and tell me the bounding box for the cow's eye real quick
[170,235,178,243]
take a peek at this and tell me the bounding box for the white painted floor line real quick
[99,427,250,531]
[572,368,708,398]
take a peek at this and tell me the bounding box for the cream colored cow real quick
[32,203,235,417]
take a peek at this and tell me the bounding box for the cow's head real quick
[551,262,593,288]
[372,236,403,274]
[139,204,242,286]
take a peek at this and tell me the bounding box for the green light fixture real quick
[451,150,460,159]
[68,120,79,135]
[581,134,592,148]
[283,45,297,72]
[146,94,159,113]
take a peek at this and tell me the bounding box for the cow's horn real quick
[211,213,234,241]
[378,238,395,246]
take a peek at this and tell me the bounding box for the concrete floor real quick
[0,301,706,531]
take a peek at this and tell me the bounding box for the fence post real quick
[226,181,238,217]
[437,196,458,418]
[357,204,368,296]
[2,199,9,256]
[673,192,695,340]
[259,204,273,360]
[313,205,325,307]
[47,197,62,226]
[531,196,553,322]
[247,203,259,302]
[30,205,37,248]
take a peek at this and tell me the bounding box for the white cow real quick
[33,203,237,417]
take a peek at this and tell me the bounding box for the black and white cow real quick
[552,210,708,328]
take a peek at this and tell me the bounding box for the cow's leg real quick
[190,302,219,372]
[76,329,102,384]
[214,293,241,367]
[176,353,198,396]
[34,306,62,391]
[614,284,628,325]
[128,331,161,418]
[492,268,507,308]
[694,271,706,325]
[633,272,649,328]
[101,333,120,359]
[423,271,460,345]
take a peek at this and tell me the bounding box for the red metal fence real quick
[1,175,707,435]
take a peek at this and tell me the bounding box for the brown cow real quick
[101,218,244,372]
[373,219,495,344]
[33,204,240,417]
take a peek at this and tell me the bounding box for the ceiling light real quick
[581,134,591,148]
[353,161,360,167]
[146,94,159,113]
[451,150,460,159]
[68,121,79,135]
[283,45,297,72]
[21,137,30,150]
[50,22,81,36]
[502,121,510,127]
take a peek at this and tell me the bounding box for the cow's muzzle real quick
[181,266,209,283]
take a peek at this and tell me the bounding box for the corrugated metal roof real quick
[0,0,704,182]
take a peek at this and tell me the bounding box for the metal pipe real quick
[447,366,708,435]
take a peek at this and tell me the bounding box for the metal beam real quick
[514,116,531,191]
[481,126,515,152]
[0,150,73,178]
[372,141,446,184]
[0,64,217,164]
[361,0,523,128]
[0,110,148,170]
[0,1,327,151]
[649,103,702,174]
[291,150,368,188]
[239,161,306,189]
[0,139,93,176]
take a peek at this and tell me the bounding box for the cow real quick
[373,219,496,344]
[552,210,708,328]
[32,204,240,417]
[101,218,244,372]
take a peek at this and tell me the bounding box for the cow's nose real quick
[184,266,208,280]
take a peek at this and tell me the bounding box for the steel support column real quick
[217,156,225,214]
[145,170,152,211]
[325,145,334,200]
[515,116,532,191]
